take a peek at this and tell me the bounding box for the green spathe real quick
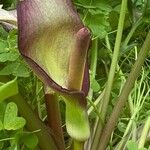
[17,0,91,141]
[66,100,90,141]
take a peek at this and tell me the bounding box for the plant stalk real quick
[12,94,57,150]
[98,31,150,150]
[45,90,65,150]
[138,116,150,148]
[73,140,84,150]
[86,39,99,149]
[122,17,143,49]
[88,39,98,101]
[91,1,128,149]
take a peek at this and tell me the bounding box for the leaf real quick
[0,51,19,62]
[0,78,18,102]
[75,0,111,38]
[0,102,6,122]
[0,40,8,53]
[118,122,126,133]
[7,30,17,48]
[3,102,26,130]
[75,0,112,12]
[127,140,138,150]
[75,0,91,6]
[85,13,110,38]
[0,142,4,150]
[0,121,3,130]
[0,0,15,8]
[22,133,38,149]
[91,78,100,92]
[95,2,112,12]
[0,61,30,77]
[143,0,150,22]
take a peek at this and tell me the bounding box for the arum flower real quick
[0,0,91,141]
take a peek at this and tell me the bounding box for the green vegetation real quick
[0,0,150,150]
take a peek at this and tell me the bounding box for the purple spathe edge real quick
[17,0,90,107]
[22,54,89,107]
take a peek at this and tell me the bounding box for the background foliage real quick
[0,0,149,149]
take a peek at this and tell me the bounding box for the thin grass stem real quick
[98,31,150,150]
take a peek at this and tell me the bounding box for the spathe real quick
[17,0,90,104]
[3,0,91,141]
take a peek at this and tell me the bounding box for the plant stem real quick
[117,110,138,149]
[88,39,98,101]
[85,39,99,149]
[90,1,127,149]
[12,94,57,150]
[98,31,150,150]
[122,17,143,48]
[35,78,42,119]
[100,0,127,122]
[138,116,150,148]
[73,140,84,150]
[45,90,65,150]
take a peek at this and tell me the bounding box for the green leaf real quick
[0,0,15,8]
[127,140,138,150]
[75,0,112,12]
[95,2,112,12]
[75,0,91,6]
[85,13,110,38]
[118,122,126,133]
[0,40,8,53]
[22,133,38,149]
[0,51,19,62]
[0,121,3,130]
[3,102,26,130]
[143,0,150,19]
[0,78,18,102]
[0,62,30,77]
[0,142,4,150]
[75,0,111,38]
[91,78,100,92]
[139,148,147,150]
[0,102,7,121]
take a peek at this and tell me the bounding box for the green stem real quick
[138,116,150,148]
[98,31,150,150]
[88,39,98,101]
[36,79,42,119]
[100,0,127,122]
[122,17,143,48]
[12,94,57,150]
[117,110,138,149]
[73,140,84,150]
[45,90,65,150]
[86,39,98,150]
[90,1,128,150]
